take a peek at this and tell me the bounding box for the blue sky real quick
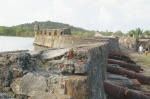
[0,0,150,33]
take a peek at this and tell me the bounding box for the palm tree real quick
[135,28,143,38]
[115,30,123,36]
[127,30,135,37]
[143,30,150,38]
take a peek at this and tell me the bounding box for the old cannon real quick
[108,54,135,64]
[109,50,130,59]
[107,65,150,85]
[104,81,150,99]
[108,59,143,72]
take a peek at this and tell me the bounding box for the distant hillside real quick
[18,21,91,32]
[0,21,94,37]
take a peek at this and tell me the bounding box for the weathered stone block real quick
[41,48,71,60]
[11,73,48,97]
[29,92,73,99]
[74,61,88,74]
[11,67,23,78]
[3,80,11,87]
[47,75,67,94]
[0,93,14,99]
[64,76,88,99]
[3,87,11,93]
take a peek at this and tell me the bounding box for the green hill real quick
[0,21,94,37]
[18,21,90,32]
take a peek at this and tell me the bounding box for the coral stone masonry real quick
[0,26,122,99]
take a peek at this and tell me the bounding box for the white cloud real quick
[0,0,150,32]
[0,0,73,26]
[98,7,113,24]
[98,0,120,6]
[49,0,73,19]
[121,0,150,20]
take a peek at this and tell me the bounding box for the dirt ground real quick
[119,45,150,95]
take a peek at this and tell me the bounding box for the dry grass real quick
[136,53,150,66]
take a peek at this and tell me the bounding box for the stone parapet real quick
[0,27,122,99]
[35,28,71,36]
[34,34,120,52]
[0,42,108,99]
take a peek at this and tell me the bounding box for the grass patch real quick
[147,86,150,89]
[141,59,150,65]
[136,53,150,66]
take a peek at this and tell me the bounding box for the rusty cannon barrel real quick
[125,90,150,99]
[108,54,135,64]
[108,59,143,72]
[107,65,150,85]
[104,81,126,99]
[104,81,150,99]
[109,50,130,59]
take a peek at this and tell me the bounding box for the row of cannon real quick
[104,81,150,99]
[105,50,150,99]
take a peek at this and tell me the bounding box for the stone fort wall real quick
[30,26,120,99]
[0,43,108,99]
[119,37,138,51]
[34,28,120,51]
[119,37,150,52]
[35,28,71,36]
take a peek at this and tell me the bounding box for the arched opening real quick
[49,31,51,35]
[54,30,57,35]
[44,30,47,35]
[60,32,63,35]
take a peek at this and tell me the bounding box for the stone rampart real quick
[0,43,109,99]
[34,26,120,50]
[34,26,71,36]
[119,37,150,52]
[0,26,122,99]
[119,37,138,51]
[38,28,71,35]
[34,32,120,51]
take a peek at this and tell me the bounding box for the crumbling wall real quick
[34,26,120,52]
[0,52,35,99]
[34,33,120,52]
[0,26,124,99]
[0,42,108,99]
[35,28,71,35]
[34,35,100,48]
[94,37,120,51]
[119,37,138,51]
[138,39,150,52]
[108,37,120,51]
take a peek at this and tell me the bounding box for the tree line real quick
[98,28,150,38]
[0,26,34,37]
[126,28,150,38]
[0,21,150,38]
[0,21,95,37]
